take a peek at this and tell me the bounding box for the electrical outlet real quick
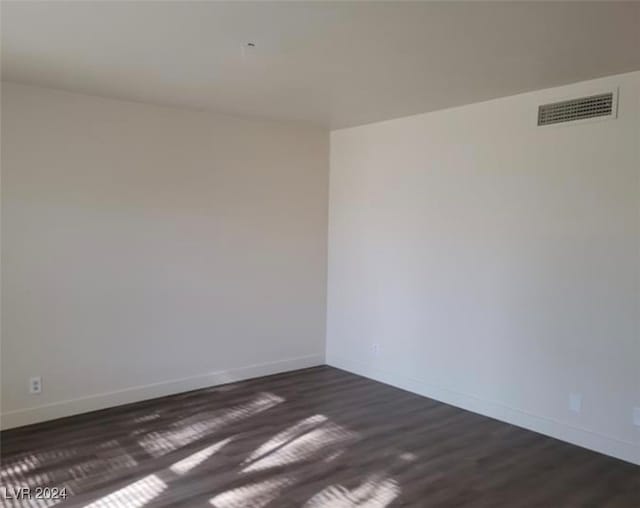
[633,407,640,427]
[29,376,42,394]
[569,392,582,413]
[371,343,381,357]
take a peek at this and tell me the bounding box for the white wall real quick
[1,83,328,428]
[327,71,640,464]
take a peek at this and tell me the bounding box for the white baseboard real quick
[1,354,325,430]
[327,353,640,466]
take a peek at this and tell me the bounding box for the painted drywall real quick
[327,71,640,464]
[4,2,640,128]
[1,83,328,428]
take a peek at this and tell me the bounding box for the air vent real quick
[537,92,616,126]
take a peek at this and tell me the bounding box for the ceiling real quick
[2,1,639,129]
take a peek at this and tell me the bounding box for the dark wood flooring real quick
[1,366,638,507]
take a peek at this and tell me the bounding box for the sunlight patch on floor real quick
[83,474,166,508]
[138,392,283,457]
[0,454,40,479]
[169,438,232,475]
[242,420,356,473]
[69,442,138,484]
[210,477,292,508]
[243,414,327,465]
[133,412,161,424]
[303,475,400,508]
[0,455,57,505]
[0,448,77,483]
[2,391,415,508]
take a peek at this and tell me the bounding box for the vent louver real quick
[537,92,615,126]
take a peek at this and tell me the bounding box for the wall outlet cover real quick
[29,376,42,394]
[569,392,582,413]
[633,407,640,427]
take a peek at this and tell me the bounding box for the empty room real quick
[1,1,639,506]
